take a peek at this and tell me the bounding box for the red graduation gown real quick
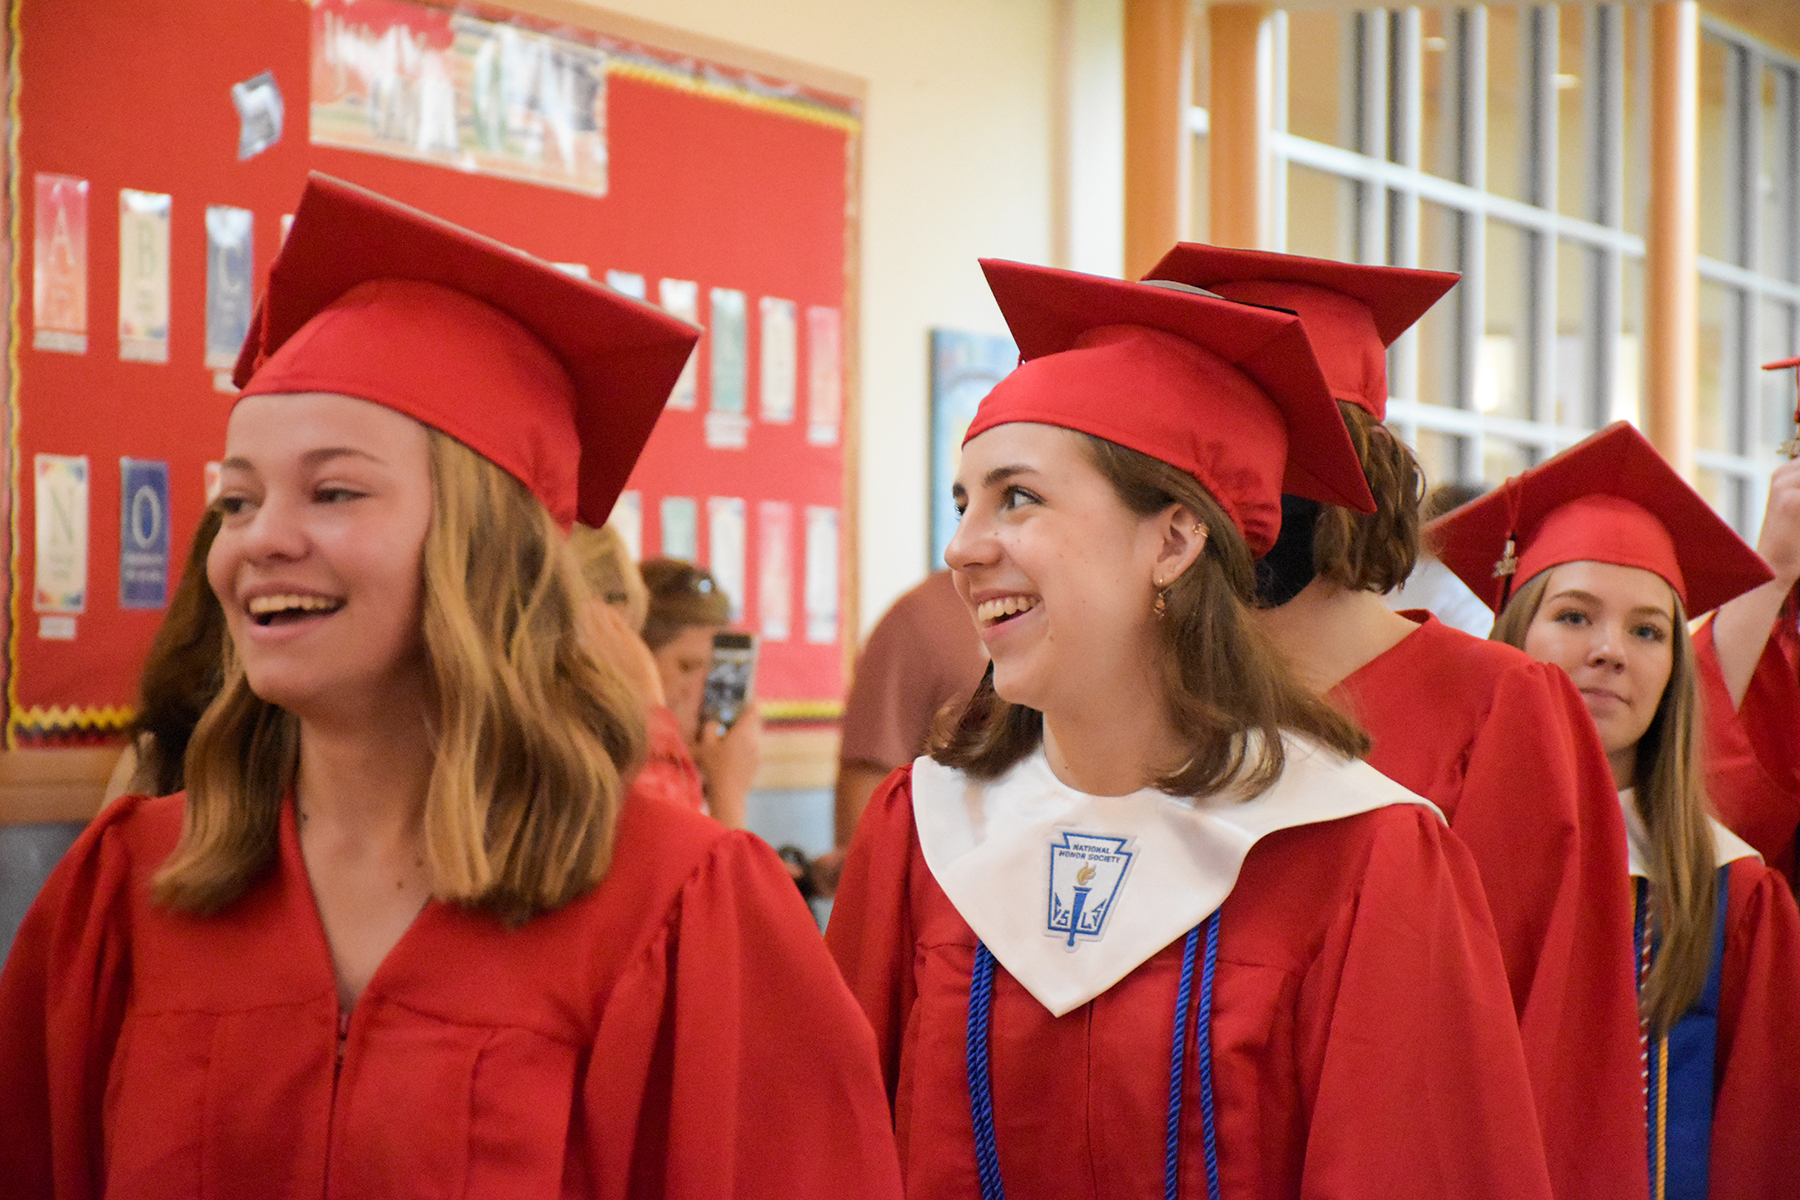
[0,787,902,1200]
[1693,604,1800,884]
[1709,855,1800,1196]
[1333,612,1645,1199]
[826,769,1554,1200]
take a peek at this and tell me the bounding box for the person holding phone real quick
[641,558,762,827]
[0,175,902,1200]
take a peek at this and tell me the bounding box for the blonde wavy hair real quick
[153,430,646,925]
[1491,568,1718,1036]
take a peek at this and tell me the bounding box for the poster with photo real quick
[32,173,88,354]
[311,0,609,196]
[119,189,171,363]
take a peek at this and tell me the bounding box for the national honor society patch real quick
[1046,832,1135,949]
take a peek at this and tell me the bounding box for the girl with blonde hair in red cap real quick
[0,175,902,1200]
[827,260,1553,1199]
[1430,421,1800,1199]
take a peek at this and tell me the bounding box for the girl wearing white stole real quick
[826,260,1554,1200]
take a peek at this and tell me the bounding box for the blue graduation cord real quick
[967,914,1223,1200]
[967,942,1006,1200]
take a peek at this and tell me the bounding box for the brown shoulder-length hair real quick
[1491,568,1717,1036]
[126,506,227,797]
[1312,402,1424,594]
[933,433,1369,798]
[153,430,647,925]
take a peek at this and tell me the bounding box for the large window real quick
[1697,16,1800,529]
[1193,5,1800,538]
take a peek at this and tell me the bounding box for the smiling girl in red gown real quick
[0,176,901,1200]
[826,259,1553,1199]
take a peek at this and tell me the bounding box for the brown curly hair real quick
[1311,402,1424,594]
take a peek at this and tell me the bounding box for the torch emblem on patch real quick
[1046,832,1134,949]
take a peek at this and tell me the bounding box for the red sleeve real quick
[582,828,901,1199]
[1296,809,1555,1199]
[0,797,146,1200]
[822,766,918,1099]
[1708,857,1800,1193]
[1446,664,1647,1200]
[1694,613,1800,881]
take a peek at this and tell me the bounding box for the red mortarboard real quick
[966,259,1375,556]
[1425,422,1771,616]
[234,174,700,529]
[1765,356,1800,456]
[1144,244,1458,419]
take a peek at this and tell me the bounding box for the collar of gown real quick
[912,733,1442,1017]
[1617,787,1759,879]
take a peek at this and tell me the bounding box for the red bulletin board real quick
[5,0,861,745]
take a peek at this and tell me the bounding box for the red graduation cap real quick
[234,173,700,529]
[1425,422,1771,616]
[1144,243,1458,419]
[966,260,1375,556]
[1765,356,1800,457]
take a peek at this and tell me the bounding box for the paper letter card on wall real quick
[205,205,254,370]
[33,174,88,354]
[119,190,172,363]
[34,455,90,615]
[120,459,172,609]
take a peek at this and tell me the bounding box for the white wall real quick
[570,0,1122,635]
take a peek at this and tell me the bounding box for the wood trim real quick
[1206,4,1274,250]
[0,747,116,825]
[0,725,841,829]
[1645,1,1699,479]
[754,725,840,791]
[1123,0,1194,278]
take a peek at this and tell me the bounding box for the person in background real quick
[568,524,705,813]
[640,557,761,828]
[1147,243,1644,1200]
[0,174,902,1200]
[103,507,226,802]
[1691,356,1800,889]
[818,569,987,897]
[828,259,1553,1198]
[1383,480,1492,637]
[1432,420,1800,1199]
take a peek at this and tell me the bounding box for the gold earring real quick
[1152,579,1168,618]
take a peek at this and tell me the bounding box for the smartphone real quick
[701,631,758,729]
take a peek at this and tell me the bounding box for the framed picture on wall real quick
[928,328,1017,570]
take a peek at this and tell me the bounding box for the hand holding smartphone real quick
[701,631,757,730]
